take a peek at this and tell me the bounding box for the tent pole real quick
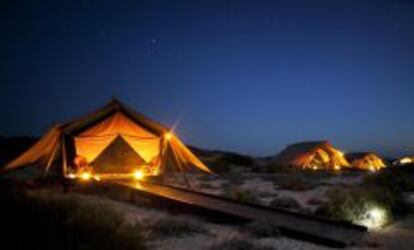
[170,142,192,189]
[159,138,167,184]
[43,140,59,178]
[62,138,67,177]
[182,171,192,189]
[61,136,69,193]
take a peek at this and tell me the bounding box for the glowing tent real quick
[272,141,350,170]
[393,156,414,166]
[345,152,386,171]
[2,99,212,178]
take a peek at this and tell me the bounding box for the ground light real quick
[133,170,145,180]
[80,172,92,181]
[360,207,387,230]
[67,173,76,179]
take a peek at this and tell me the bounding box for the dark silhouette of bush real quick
[0,180,147,250]
[209,237,275,250]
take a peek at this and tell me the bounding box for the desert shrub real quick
[148,217,209,239]
[266,163,293,174]
[208,157,233,173]
[315,187,393,229]
[225,187,260,204]
[223,172,245,185]
[269,197,302,211]
[307,198,323,206]
[220,153,254,167]
[242,220,280,238]
[362,169,413,216]
[363,168,414,193]
[198,174,220,182]
[198,182,216,189]
[0,180,147,250]
[276,175,315,191]
[206,153,254,174]
[209,238,275,250]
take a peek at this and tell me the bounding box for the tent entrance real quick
[90,135,147,174]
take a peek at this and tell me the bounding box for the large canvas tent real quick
[272,141,350,170]
[345,152,386,171]
[2,99,212,178]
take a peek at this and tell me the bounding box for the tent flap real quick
[4,126,62,171]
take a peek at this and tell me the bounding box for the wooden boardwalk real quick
[110,181,366,247]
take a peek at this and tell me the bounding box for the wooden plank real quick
[111,181,366,247]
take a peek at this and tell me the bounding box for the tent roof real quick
[273,141,349,168]
[62,98,168,136]
[345,152,381,162]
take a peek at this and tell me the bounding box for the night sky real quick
[1,0,413,157]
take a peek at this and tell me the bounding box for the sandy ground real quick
[356,214,414,250]
[32,172,414,250]
[34,190,333,250]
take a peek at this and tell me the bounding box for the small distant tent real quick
[393,156,414,166]
[346,152,387,171]
[2,99,212,178]
[272,141,350,170]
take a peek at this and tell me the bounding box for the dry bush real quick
[225,187,260,205]
[276,174,315,191]
[242,219,280,238]
[0,180,147,250]
[315,187,393,228]
[148,217,209,239]
[209,237,275,250]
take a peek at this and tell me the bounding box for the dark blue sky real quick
[1,0,413,157]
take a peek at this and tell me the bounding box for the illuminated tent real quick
[393,156,414,166]
[272,141,350,170]
[2,99,212,177]
[346,152,387,171]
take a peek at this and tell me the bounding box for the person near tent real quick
[73,155,92,176]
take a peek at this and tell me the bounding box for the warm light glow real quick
[67,173,76,179]
[312,165,318,170]
[360,207,387,230]
[334,165,341,170]
[400,157,413,165]
[133,170,145,180]
[80,172,92,181]
[165,132,172,140]
[337,151,344,157]
[369,165,376,172]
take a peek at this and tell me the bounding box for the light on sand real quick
[80,172,92,181]
[360,207,387,230]
[133,170,145,180]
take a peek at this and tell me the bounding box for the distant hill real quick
[0,136,38,165]
[188,146,254,173]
